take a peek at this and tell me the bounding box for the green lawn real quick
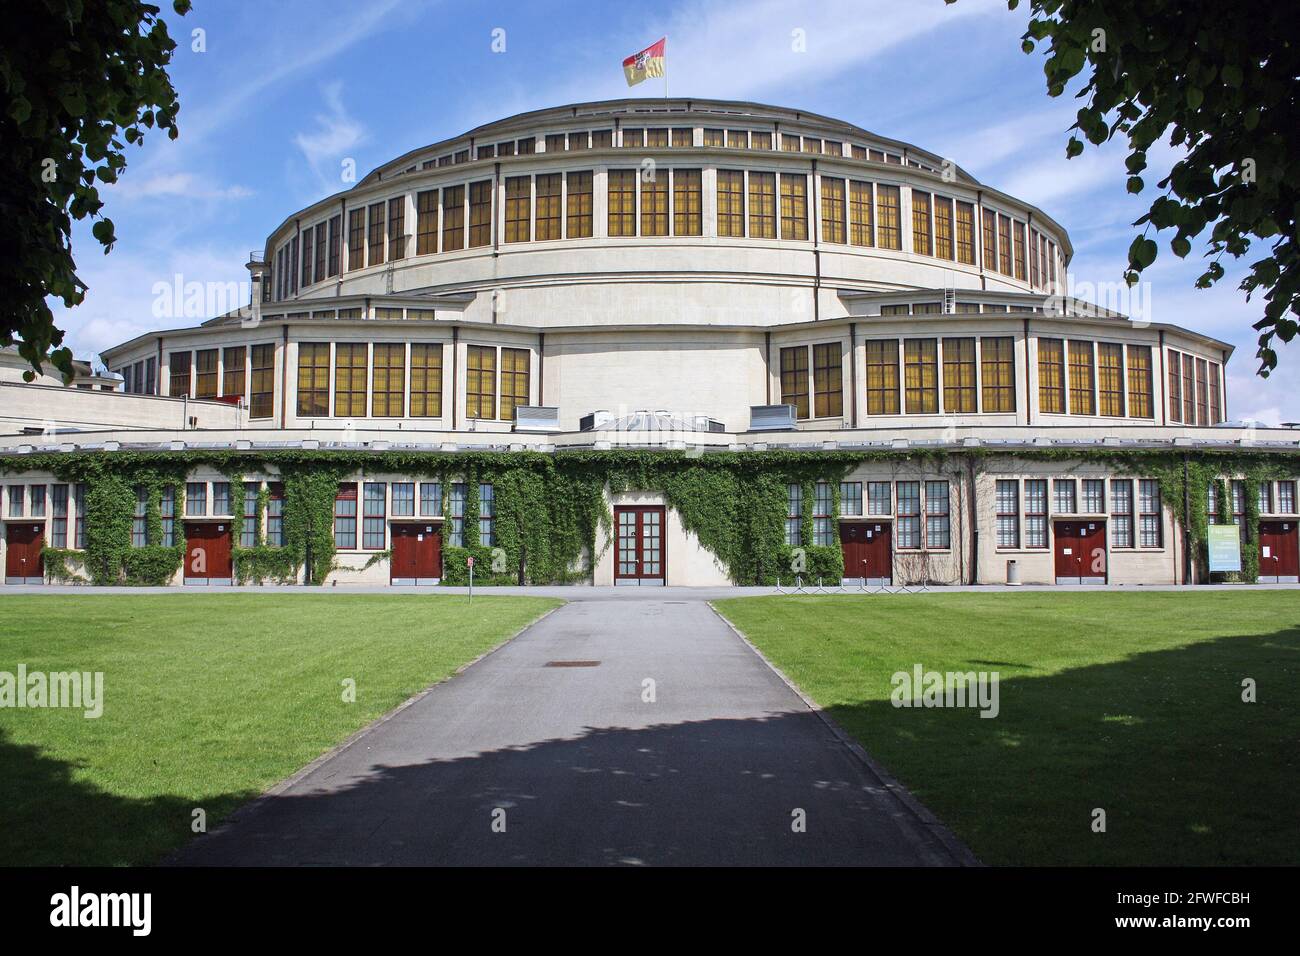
[714,591,1300,866]
[0,593,559,865]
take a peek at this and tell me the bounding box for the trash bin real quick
[1006,559,1021,585]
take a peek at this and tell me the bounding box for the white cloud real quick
[293,82,367,196]
[112,172,254,202]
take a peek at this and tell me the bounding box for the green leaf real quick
[1186,87,1203,110]
[1066,137,1084,158]
[1171,236,1191,258]
[1221,64,1243,88]
[1129,236,1158,269]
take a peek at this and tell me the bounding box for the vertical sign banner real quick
[1207,524,1242,573]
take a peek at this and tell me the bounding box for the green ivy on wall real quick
[2,445,1296,587]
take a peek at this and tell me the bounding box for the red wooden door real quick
[1054,521,1106,583]
[1260,521,1299,581]
[184,522,232,582]
[5,523,44,581]
[391,524,442,581]
[840,521,891,583]
[615,506,665,583]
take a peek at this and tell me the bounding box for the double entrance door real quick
[839,521,892,585]
[1259,521,1299,583]
[183,522,232,585]
[615,506,664,585]
[391,523,442,584]
[4,522,44,584]
[1053,520,1107,584]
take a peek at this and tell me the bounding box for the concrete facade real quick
[2,99,1297,588]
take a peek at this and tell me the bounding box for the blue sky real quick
[59,0,1297,423]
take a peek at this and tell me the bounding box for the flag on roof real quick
[623,38,666,87]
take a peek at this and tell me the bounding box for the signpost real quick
[467,554,475,601]
[1207,524,1242,575]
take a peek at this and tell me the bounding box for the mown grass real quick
[0,593,559,865]
[714,591,1300,866]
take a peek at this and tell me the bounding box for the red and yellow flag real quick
[623,38,666,87]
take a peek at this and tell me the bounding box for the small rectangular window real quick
[717,170,745,238]
[786,483,802,547]
[1097,342,1124,417]
[241,481,259,547]
[410,344,443,417]
[1037,338,1065,414]
[813,482,834,546]
[607,169,636,237]
[391,482,415,518]
[820,177,846,244]
[867,482,892,516]
[849,181,873,247]
[266,484,283,547]
[479,483,496,545]
[812,343,843,418]
[1024,480,1048,549]
[865,339,899,415]
[896,482,921,549]
[186,481,207,517]
[367,202,386,266]
[505,176,531,243]
[132,486,147,547]
[212,481,231,516]
[941,337,976,413]
[222,346,246,400]
[980,337,1016,413]
[903,338,938,414]
[1139,480,1162,548]
[448,483,466,547]
[748,172,776,239]
[334,483,357,549]
[911,190,932,256]
[1054,479,1077,515]
[363,482,386,549]
[169,351,191,397]
[1111,479,1134,548]
[996,479,1019,548]
[442,184,465,250]
[1068,341,1095,415]
[333,343,367,418]
[566,171,593,238]
[840,482,863,517]
[466,345,497,420]
[1127,345,1153,418]
[876,185,901,249]
[779,346,809,420]
[672,169,702,236]
[1082,479,1106,513]
[388,196,406,261]
[925,481,950,549]
[420,482,442,517]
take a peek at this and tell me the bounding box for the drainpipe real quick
[1183,453,1192,585]
[764,331,772,404]
[279,324,289,429]
[967,453,979,585]
[451,325,460,430]
[811,158,821,322]
[848,322,858,427]
[1023,316,1032,426]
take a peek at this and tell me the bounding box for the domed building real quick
[2,99,1298,588]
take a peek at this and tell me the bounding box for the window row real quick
[994,478,1162,549]
[272,170,1061,297]
[168,344,277,418]
[1167,348,1224,426]
[333,481,493,550]
[1037,339,1154,418]
[294,342,529,422]
[4,483,86,548]
[779,336,1017,419]
[786,480,951,550]
[401,125,928,171]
